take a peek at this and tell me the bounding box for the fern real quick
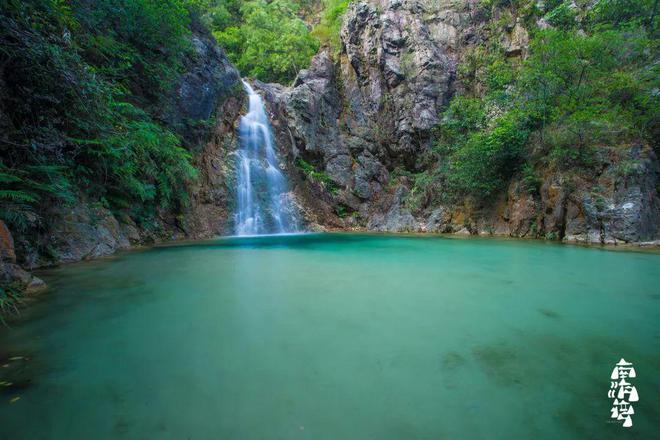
[0,190,38,203]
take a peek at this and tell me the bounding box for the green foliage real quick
[296,158,339,194]
[486,57,516,92]
[312,0,349,53]
[435,97,487,148]
[399,50,417,79]
[544,1,576,29]
[74,0,191,101]
[211,0,319,83]
[0,163,72,231]
[587,0,658,29]
[80,103,198,212]
[206,0,348,82]
[446,113,528,200]
[520,28,654,148]
[0,0,199,232]
[520,163,541,194]
[430,4,658,205]
[0,281,24,324]
[405,170,443,212]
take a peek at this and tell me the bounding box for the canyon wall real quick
[258,0,660,245]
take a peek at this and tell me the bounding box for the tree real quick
[213,0,319,83]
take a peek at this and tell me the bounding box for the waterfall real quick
[234,80,300,235]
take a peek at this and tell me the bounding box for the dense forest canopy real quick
[202,0,347,83]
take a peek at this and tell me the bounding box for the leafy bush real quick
[296,158,339,194]
[81,103,198,211]
[544,2,576,29]
[435,96,487,148]
[446,113,528,200]
[429,3,657,206]
[520,164,541,194]
[588,0,658,28]
[0,0,199,232]
[211,0,319,83]
[206,0,349,82]
[312,0,349,53]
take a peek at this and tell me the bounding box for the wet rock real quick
[0,262,46,294]
[0,220,16,263]
[425,207,452,233]
[0,221,46,293]
[563,146,660,244]
[367,186,419,232]
[45,204,131,263]
[162,17,241,147]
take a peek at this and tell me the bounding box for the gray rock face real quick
[45,204,131,264]
[285,51,354,186]
[342,0,463,139]
[562,146,660,244]
[163,19,241,146]
[258,0,659,244]
[367,185,419,232]
[259,0,482,210]
[0,261,46,294]
[257,0,482,227]
[262,0,484,221]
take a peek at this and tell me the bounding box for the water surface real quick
[1,234,659,439]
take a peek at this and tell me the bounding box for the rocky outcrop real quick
[184,88,245,238]
[255,0,486,223]
[253,0,480,227]
[163,18,241,147]
[251,0,485,227]
[340,0,466,150]
[255,0,659,244]
[1,220,45,294]
[560,146,660,244]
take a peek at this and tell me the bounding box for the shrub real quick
[544,2,577,29]
[0,0,199,232]
[296,158,339,194]
[446,113,528,201]
[212,0,319,83]
[312,0,349,53]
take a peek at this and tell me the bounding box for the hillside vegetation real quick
[409,0,658,209]
[202,0,348,83]
[0,0,201,235]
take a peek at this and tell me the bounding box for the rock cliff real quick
[256,0,660,245]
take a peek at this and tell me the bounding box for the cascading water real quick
[234,80,301,235]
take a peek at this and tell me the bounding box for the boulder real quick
[0,220,16,263]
